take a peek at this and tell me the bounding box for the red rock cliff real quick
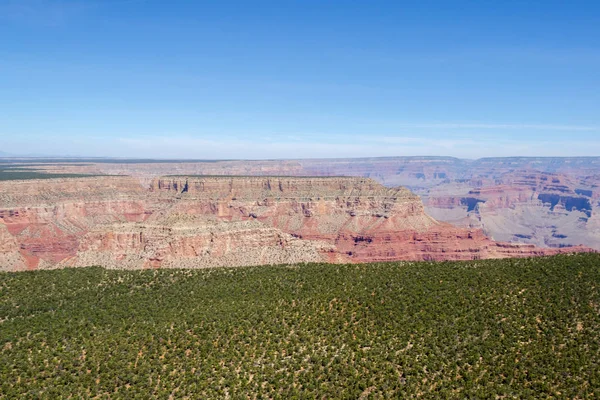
[0,176,592,271]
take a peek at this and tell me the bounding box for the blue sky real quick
[1,0,599,159]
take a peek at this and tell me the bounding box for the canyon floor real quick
[0,157,596,271]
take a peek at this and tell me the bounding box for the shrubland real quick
[0,165,101,181]
[1,254,599,398]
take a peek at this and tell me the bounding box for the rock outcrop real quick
[62,215,342,269]
[0,223,26,272]
[0,175,592,271]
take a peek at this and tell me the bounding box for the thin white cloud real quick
[110,134,600,159]
[393,123,600,131]
[372,136,481,148]
[4,129,600,159]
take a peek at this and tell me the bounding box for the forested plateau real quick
[1,253,599,398]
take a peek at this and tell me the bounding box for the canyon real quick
[0,173,591,271]
[6,156,598,251]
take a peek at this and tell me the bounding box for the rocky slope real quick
[0,175,591,271]
[63,216,341,270]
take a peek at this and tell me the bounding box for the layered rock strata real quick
[63,216,342,269]
[0,176,592,271]
[6,156,600,251]
[424,171,600,250]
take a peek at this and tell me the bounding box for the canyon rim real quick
[0,170,592,271]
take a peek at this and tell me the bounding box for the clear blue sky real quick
[1,0,599,159]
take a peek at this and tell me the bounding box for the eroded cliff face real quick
[6,156,600,252]
[151,176,436,232]
[424,171,600,250]
[0,177,155,270]
[63,216,342,269]
[0,223,26,271]
[0,176,592,271]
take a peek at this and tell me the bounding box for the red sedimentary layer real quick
[17,157,599,251]
[0,176,593,271]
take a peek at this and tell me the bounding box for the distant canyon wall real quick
[0,175,591,271]
[64,156,598,251]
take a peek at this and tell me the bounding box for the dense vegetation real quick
[0,158,229,164]
[0,165,103,181]
[1,254,599,398]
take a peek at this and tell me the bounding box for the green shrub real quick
[1,254,599,398]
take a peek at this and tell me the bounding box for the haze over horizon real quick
[1,0,599,159]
